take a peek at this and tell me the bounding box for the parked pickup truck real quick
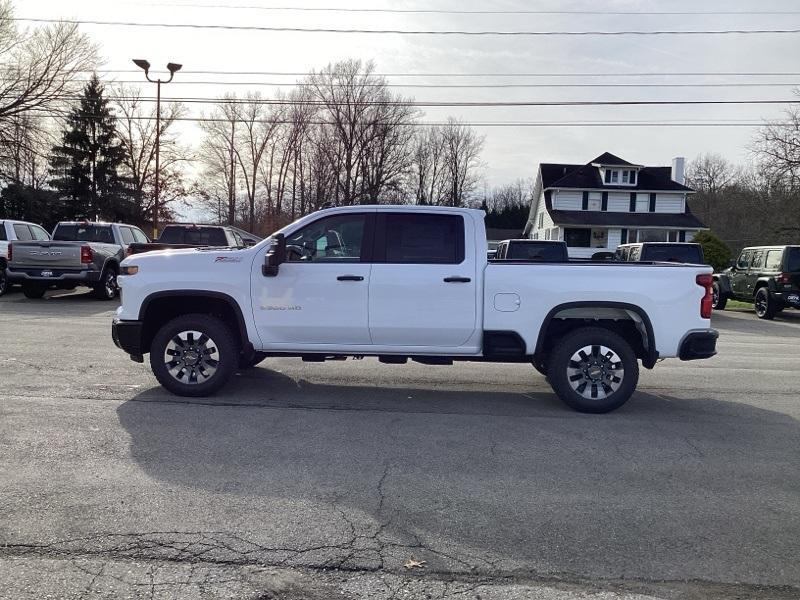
[712,245,800,319]
[493,239,569,262]
[113,206,718,413]
[126,224,251,256]
[8,221,149,300]
[0,219,52,296]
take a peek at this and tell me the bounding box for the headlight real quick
[120,265,139,276]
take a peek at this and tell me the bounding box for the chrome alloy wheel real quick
[566,344,625,400]
[755,293,768,317]
[164,330,219,384]
[104,270,117,298]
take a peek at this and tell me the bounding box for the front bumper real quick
[112,318,145,361]
[679,329,719,361]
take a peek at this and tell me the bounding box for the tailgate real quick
[9,241,85,269]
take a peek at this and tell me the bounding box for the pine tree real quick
[49,75,135,221]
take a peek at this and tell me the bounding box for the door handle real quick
[443,276,471,283]
[337,275,364,281]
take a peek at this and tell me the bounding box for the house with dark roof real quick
[523,152,706,258]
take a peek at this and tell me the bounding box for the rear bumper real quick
[679,329,719,361]
[6,266,101,284]
[112,318,145,360]
[771,291,800,308]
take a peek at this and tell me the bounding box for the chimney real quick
[671,157,685,185]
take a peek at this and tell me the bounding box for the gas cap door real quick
[494,293,521,312]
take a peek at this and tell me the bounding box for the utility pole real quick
[132,59,182,239]
[228,118,236,226]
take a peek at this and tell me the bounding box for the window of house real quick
[564,228,591,248]
[537,212,544,229]
[635,229,669,243]
[587,197,601,211]
[610,170,619,183]
[668,231,678,242]
[621,170,637,185]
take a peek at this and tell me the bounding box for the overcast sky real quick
[17,0,800,188]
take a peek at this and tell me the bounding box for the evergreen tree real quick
[49,75,135,221]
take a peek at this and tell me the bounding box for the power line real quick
[88,79,800,89]
[14,17,800,36]
[47,95,800,107]
[133,3,800,16]
[81,69,800,78]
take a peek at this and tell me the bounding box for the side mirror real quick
[262,233,286,277]
[729,259,736,269]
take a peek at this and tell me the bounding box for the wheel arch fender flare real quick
[534,301,658,369]
[138,290,250,349]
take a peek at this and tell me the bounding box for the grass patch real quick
[726,299,752,310]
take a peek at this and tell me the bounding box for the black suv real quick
[713,245,800,319]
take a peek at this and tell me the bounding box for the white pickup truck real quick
[113,206,718,413]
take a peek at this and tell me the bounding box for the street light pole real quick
[132,59,182,239]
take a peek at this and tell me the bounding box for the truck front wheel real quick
[150,314,238,397]
[546,327,639,414]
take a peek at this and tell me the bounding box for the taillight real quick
[696,273,713,318]
[80,245,93,264]
[7,242,11,262]
[776,273,791,285]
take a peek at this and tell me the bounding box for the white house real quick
[523,152,707,258]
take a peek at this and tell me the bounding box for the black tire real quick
[239,351,268,370]
[546,327,639,414]
[93,267,118,300]
[531,358,548,377]
[711,283,727,310]
[0,268,8,297]
[754,287,776,320]
[22,284,46,299]
[150,313,239,397]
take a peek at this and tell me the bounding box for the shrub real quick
[693,230,732,272]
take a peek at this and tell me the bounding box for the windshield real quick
[642,245,703,263]
[787,247,800,272]
[53,224,114,243]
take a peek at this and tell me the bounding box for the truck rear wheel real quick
[150,314,238,397]
[0,268,8,296]
[93,267,118,300]
[546,327,639,414]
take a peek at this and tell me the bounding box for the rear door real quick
[745,250,766,296]
[368,212,479,348]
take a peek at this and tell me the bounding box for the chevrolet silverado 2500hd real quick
[112,206,718,413]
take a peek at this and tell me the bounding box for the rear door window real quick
[644,245,703,263]
[383,214,464,264]
[507,243,566,261]
[13,224,33,241]
[119,227,135,245]
[0,224,6,241]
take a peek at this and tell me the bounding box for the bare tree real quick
[441,118,484,207]
[0,2,96,131]
[753,94,800,187]
[197,96,240,225]
[113,85,190,225]
[0,110,53,187]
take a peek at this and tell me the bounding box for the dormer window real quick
[603,168,637,186]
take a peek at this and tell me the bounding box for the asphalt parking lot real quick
[1,289,799,600]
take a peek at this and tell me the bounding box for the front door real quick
[368,212,479,349]
[730,250,752,298]
[251,212,374,347]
